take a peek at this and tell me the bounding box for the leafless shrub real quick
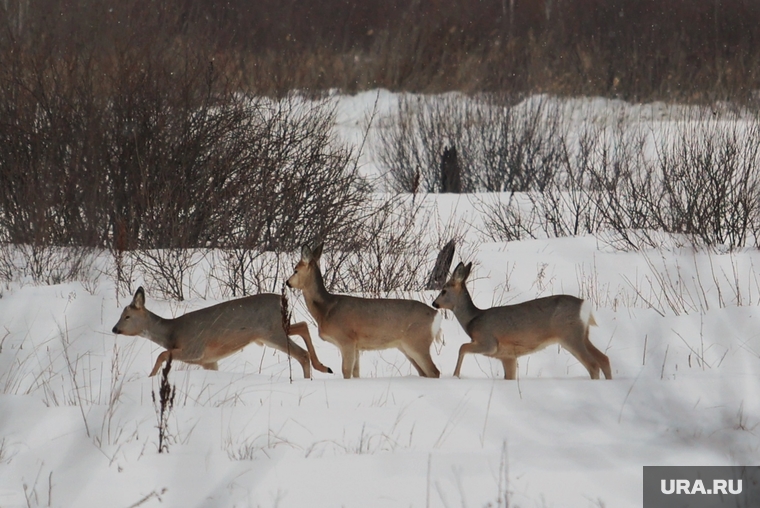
[588,110,760,251]
[219,96,368,253]
[477,193,539,242]
[0,0,369,296]
[377,94,566,194]
[0,243,14,285]
[319,198,429,294]
[376,94,473,193]
[0,244,98,286]
[655,117,760,250]
[479,124,608,242]
[134,249,203,302]
[474,97,567,193]
[0,14,368,293]
[316,196,463,295]
[208,194,462,298]
[475,112,618,242]
[108,220,136,301]
[531,128,607,238]
[208,249,292,298]
[105,91,365,254]
[570,119,655,249]
[480,107,760,252]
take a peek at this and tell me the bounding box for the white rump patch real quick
[431,312,443,344]
[580,300,597,327]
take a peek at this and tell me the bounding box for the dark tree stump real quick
[440,146,462,193]
[426,239,456,290]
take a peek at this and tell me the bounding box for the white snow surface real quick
[1,92,759,508]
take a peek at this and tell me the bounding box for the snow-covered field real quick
[1,92,758,508]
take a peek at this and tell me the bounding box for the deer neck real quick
[300,266,336,324]
[142,310,175,350]
[453,287,482,330]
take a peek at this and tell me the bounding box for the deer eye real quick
[441,289,447,295]
[125,315,130,320]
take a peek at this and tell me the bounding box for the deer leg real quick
[352,352,361,378]
[400,349,425,376]
[582,314,611,379]
[150,348,182,377]
[340,343,358,379]
[501,357,517,380]
[286,338,312,379]
[400,344,440,378]
[454,336,498,378]
[585,339,612,380]
[289,321,333,374]
[151,344,218,376]
[563,339,602,380]
[150,351,170,376]
[261,334,311,379]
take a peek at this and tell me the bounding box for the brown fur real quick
[286,243,441,379]
[432,262,611,380]
[112,288,332,377]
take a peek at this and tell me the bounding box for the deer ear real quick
[301,244,313,262]
[463,262,473,281]
[312,242,324,262]
[452,262,468,282]
[132,287,146,309]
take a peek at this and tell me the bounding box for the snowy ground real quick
[1,93,759,508]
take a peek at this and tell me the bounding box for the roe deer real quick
[286,243,442,379]
[432,262,611,380]
[111,287,332,377]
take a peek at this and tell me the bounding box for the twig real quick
[672,329,710,369]
[480,380,495,446]
[0,327,10,354]
[152,355,176,454]
[642,334,648,366]
[498,440,510,508]
[60,317,91,437]
[618,368,643,423]
[426,453,432,508]
[621,274,665,317]
[125,488,168,508]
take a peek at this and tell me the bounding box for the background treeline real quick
[377,95,760,251]
[3,0,760,101]
[3,0,760,295]
[0,0,459,296]
[0,0,371,251]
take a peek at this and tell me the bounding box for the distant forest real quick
[2,0,760,102]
